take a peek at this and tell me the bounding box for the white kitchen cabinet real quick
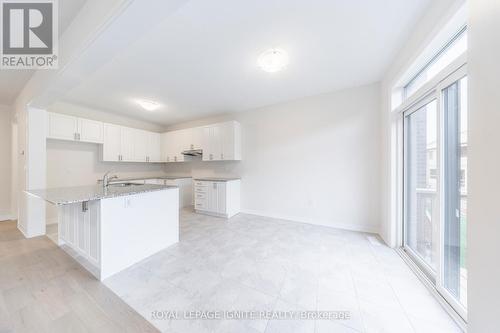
[173,129,187,162]
[202,121,241,161]
[194,179,240,218]
[47,112,79,141]
[191,127,203,150]
[102,124,140,162]
[148,132,162,162]
[133,130,161,163]
[220,121,241,161]
[180,127,203,151]
[102,124,122,162]
[143,178,193,207]
[78,118,104,143]
[162,130,188,163]
[162,132,175,162]
[202,125,221,161]
[133,129,149,162]
[120,127,135,162]
[47,112,104,144]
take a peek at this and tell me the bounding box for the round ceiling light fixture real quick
[135,99,161,111]
[257,48,288,73]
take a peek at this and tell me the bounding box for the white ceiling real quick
[0,0,87,105]
[62,0,432,125]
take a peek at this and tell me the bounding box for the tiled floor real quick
[104,210,462,333]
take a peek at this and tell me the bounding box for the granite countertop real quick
[114,175,192,182]
[27,184,177,205]
[194,177,241,182]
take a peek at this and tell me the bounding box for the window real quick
[442,76,468,311]
[404,27,467,99]
[402,69,468,320]
[404,100,439,273]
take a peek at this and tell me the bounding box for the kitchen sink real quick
[109,182,141,187]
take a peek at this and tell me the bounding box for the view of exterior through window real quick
[443,76,468,309]
[404,100,438,271]
[400,21,468,318]
[403,73,468,318]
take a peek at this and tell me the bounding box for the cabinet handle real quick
[221,153,224,160]
[190,144,194,149]
[167,156,170,162]
[78,133,81,141]
[209,154,213,160]
[174,156,177,162]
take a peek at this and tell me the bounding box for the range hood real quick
[181,149,203,156]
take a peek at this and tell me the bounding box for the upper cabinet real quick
[102,124,161,163]
[202,121,241,161]
[47,112,103,144]
[48,112,241,163]
[79,118,104,143]
[162,131,184,163]
[161,121,241,163]
[102,124,124,162]
[148,132,162,163]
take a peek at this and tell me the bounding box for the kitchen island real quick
[28,184,179,280]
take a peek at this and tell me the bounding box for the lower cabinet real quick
[194,179,240,218]
[144,178,193,208]
[58,200,101,267]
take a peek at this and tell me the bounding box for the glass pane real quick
[405,100,438,271]
[405,29,467,98]
[443,76,467,308]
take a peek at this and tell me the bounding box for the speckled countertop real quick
[27,184,177,205]
[193,177,241,182]
[116,175,192,181]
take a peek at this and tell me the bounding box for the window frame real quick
[403,26,467,100]
[396,44,468,325]
[436,66,468,321]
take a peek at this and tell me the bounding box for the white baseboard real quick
[240,209,379,234]
[0,210,14,222]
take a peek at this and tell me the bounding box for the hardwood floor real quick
[0,221,158,333]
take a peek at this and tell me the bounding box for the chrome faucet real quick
[102,170,118,188]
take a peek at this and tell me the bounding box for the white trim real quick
[240,209,379,234]
[436,65,468,321]
[394,53,467,114]
[397,249,467,332]
[0,210,14,222]
[398,59,468,321]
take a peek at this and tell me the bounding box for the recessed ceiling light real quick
[258,48,288,73]
[135,99,161,111]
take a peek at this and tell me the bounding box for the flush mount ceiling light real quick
[135,99,161,111]
[258,48,288,73]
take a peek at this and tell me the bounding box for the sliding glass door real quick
[404,99,439,276]
[440,75,468,316]
[403,68,467,319]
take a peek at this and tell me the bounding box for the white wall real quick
[0,105,12,221]
[165,83,381,233]
[379,0,466,246]
[467,1,500,331]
